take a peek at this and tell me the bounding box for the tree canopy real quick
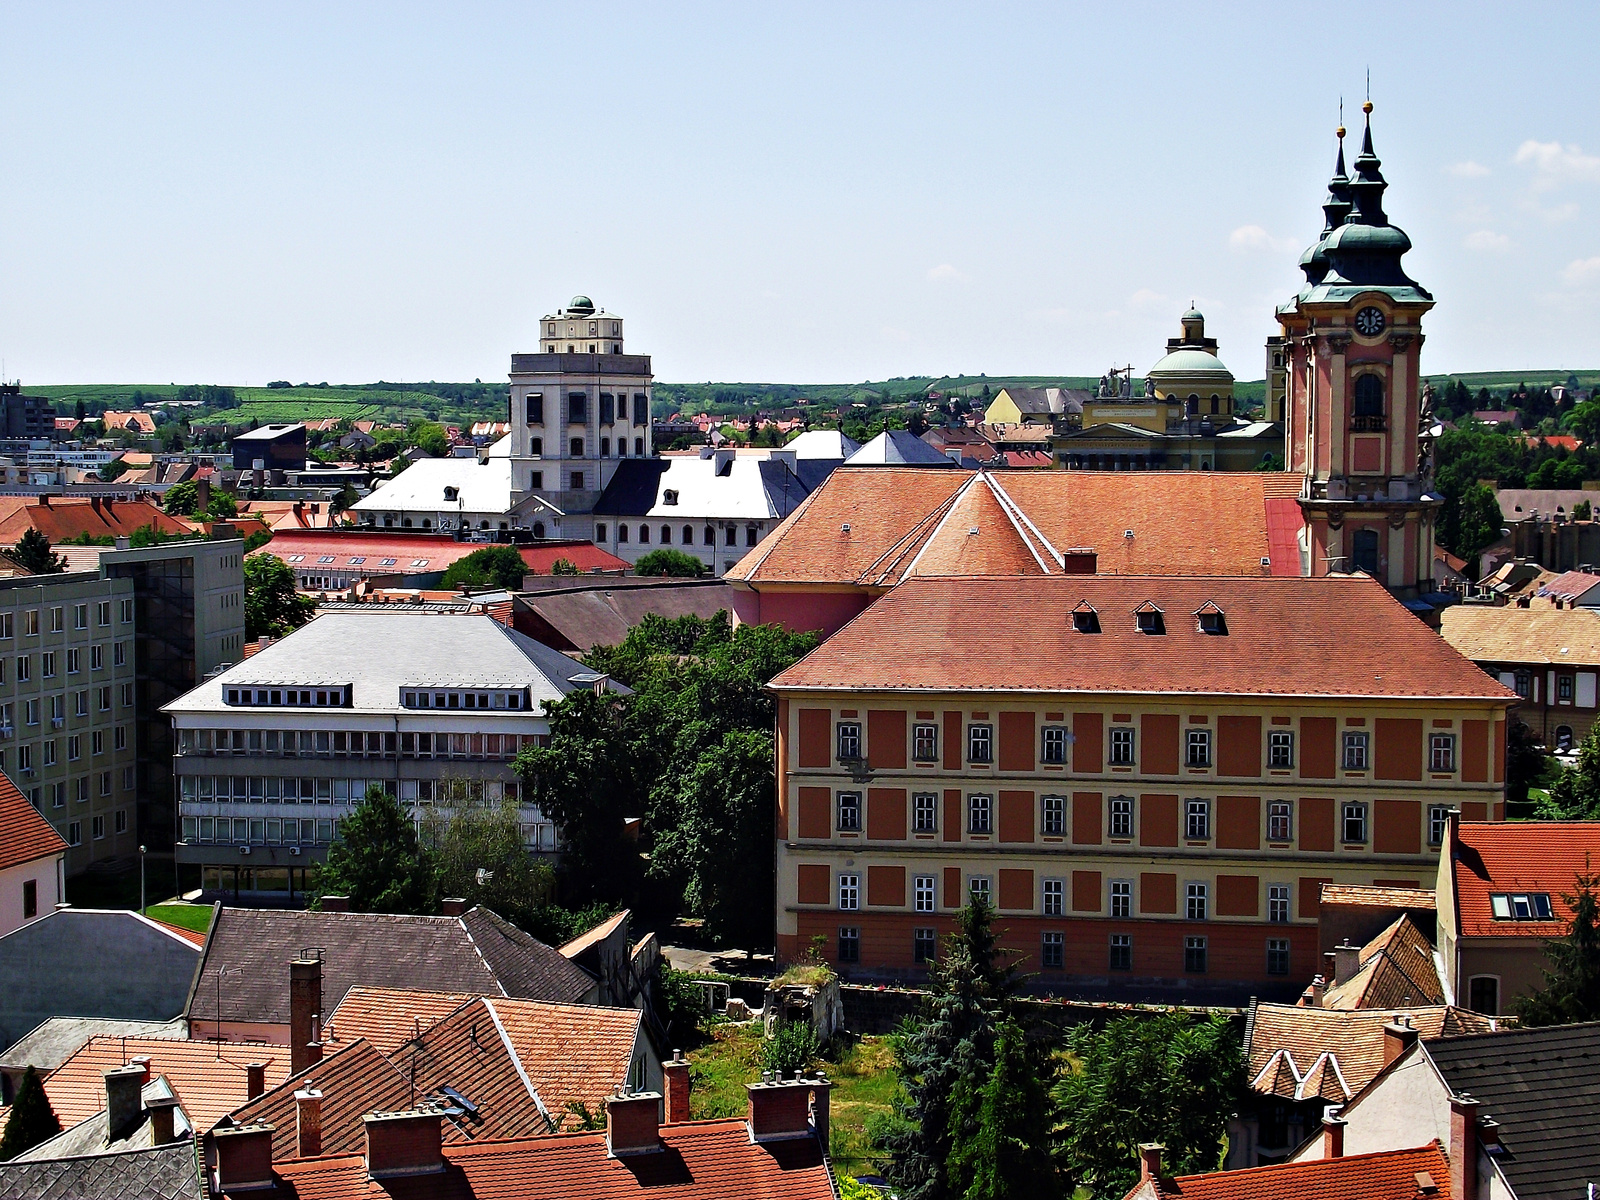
[163,480,238,520]
[244,553,316,640]
[0,1066,61,1160]
[633,549,706,577]
[1540,723,1600,819]
[439,545,528,590]
[1513,862,1600,1026]
[10,528,66,575]
[315,786,438,912]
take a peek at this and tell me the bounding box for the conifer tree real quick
[0,1066,61,1160]
[1514,861,1600,1026]
[947,1018,1058,1200]
[10,528,65,575]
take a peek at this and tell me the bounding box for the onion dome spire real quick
[1348,99,1388,226]
[1300,118,1352,285]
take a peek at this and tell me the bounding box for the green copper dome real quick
[567,295,596,315]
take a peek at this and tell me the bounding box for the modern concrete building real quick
[231,423,307,472]
[165,611,622,904]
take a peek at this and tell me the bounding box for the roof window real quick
[317,555,336,564]
[1071,601,1100,634]
[664,489,679,506]
[1134,602,1165,635]
[1194,601,1227,635]
[1490,892,1553,920]
[379,558,397,567]
[410,559,429,568]
[347,557,366,565]
[287,555,305,563]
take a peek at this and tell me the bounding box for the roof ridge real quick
[983,471,1064,569]
[857,478,974,585]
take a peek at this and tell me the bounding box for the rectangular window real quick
[23,611,37,636]
[1041,931,1064,969]
[73,605,86,630]
[22,879,36,919]
[913,792,938,833]
[570,471,584,491]
[836,722,861,761]
[567,392,587,423]
[1430,733,1457,772]
[1269,730,1294,768]
[1042,794,1066,836]
[913,927,936,964]
[837,791,861,832]
[120,683,133,708]
[49,607,63,633]
[914,874,936,913]
[114,642,126,668]
[1184,935,1208,973]
[838,926,860,964]
[968,875,991,908]
[91,814,104,840]
[1428,804,1450,846]
[525,392,544,423]
[1110,879,1132,918]
[96,601,110,627]
[912,723,938,762]
[1186,882,1209,921]
[1559,674,1575,702]
[1041,726,1068,764]
[0,613,11,639]
[67,735,79,762]
[43,741,55,767]
[1109,726,1135,765]
[1268,800,1293,843]
[1268,884,1290,923]
[90,644,103,671]
[1109,934,1132,971]
[838,872,860,911]
[67,821,81,846]
[1108,795,1133,838]
[968,723,992,763]
[41,652,54,679]
[66,649,79,675]
[120,599,133,624]
[1185,798,1211,840]
[1186,728,1211,768]
[1343,731,1369,771]
[968,794,992,834]
[1267,938,1291,976]
[1043,877,1065,916]
[1342,802,1368,843]
[16,656,29,683]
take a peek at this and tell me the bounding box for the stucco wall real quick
[1293,1047,1447,1161]
[0,857,60,939]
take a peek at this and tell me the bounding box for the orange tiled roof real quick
[224,1118,835,1200]
[1136,1142,1453,1200]
[1247,1003,1495,1102]
[45,1037,290,1133]
[769,574,1517,700]
[0,497,192,546]
[1452,821,1600,938]
[227,1039,410,1162]
[1319,884,1436,911]
[325,987,487,1054]
[1322,915,1444,1010]
[0,770,66,871]
[150,917,209,948]
[490,997,643,1118]
[1440,604,1600,667]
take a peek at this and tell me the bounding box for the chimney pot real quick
[104,1064,145,1137]
[290,956,323,1076]
[746,1077,828,1144]
[1322,1110,1347,1159]
[296,1088,323,1157]
[1450,1094,1480,1200]
[1309,974,1326,1007]
[364,1110,445,1179]
[606,1090,664,1156]
[663,1050,691,1125]
[129,1055,152,1081]
[246,1062,266,1101]
[1382,1019,1419,1068]
[212,1123,276,1192]
[1139,1143,1164,1183]
[1333,940,1361,985]
[441,897,469,917]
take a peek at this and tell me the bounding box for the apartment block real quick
[768,575,1513,996]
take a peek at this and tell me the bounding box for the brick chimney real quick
[104,1064,145,1137]
[1382,1018,1419,1068]
[1449,1094,1479,1200]
[245,1062,266,1101]
[212,1124,276,1192]
[364,1110,445,1179]
[147,1095,181,1145]
[746,1074,831,1145]
[290,956,322,1076]
[606,1089,663,1156]
[441,897,469,917]
[320,895,350,913]
[1308,974,1326,1008]
[296,1087,323,1157]
[1322,1110,1347,1159]
[1138,1143,1164,1183]
[1332,941,1361,985]
[662,1051,691,1124]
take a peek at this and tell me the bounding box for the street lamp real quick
[138,844,147,915]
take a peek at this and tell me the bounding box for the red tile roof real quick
[227,1039,411,1162]
[0,770,66,872]
[489,997,643,1118]
[1133,1142,1452,1200]
[0,497,192,546]
[770,574,1516,700]
[1319,884,1436,912]
[151,918,209,947]
[45,1037,290,1132]
[252,531,626,576]
[1452,821,1600,938]
[326,987,485,1054]
[223,1118,835,1200]
[1321,915,1445,1009]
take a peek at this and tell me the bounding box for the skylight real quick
[1489,892,1554,920]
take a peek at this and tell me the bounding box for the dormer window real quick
[443,486,459,502]
[664,489,679,506]
[1194,602,1227,635]
[1071,602,1100,634]
[1134,602,1165,634]
[1490,893,1554,920]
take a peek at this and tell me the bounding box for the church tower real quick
[1276,102,1437,599]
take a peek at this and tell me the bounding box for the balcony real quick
[1350,414,1387,432]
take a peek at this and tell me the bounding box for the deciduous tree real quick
[439,545,527,590]
[315,786,437,913]
[633,549,705,577]
[244,553,316,640]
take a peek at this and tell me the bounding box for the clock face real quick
[1354,306,1387,337]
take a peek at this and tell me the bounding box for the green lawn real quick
[687,1024,899,1181]
[144,903,214,934]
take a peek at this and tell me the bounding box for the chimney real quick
[197,477,212,512]
[213,1124,276,1192]
[1333,941,1361,985]
[304,1039,324,1069]
[38,494,49,507]
[90,496,100,513]
[104,1064,145,1137]
[320,895,350,913]
[605,1089,663,1156]
[129,1055,151,1081]
[663,1050,691,1124]
[1308,974,1326,1008]
[1139,1143,1164,1183]
[746,1075,829,1144]
[1382,1019,1419,1068]
[246,1062,266,1100]
[1449,1094,1479,1200]
[114,535,129,550]
[1322,1110,1347,1159]
[147,1095,181,1145]
[296,1087,323,1157]
[290,956,323,1076]
[364,1110,445,1179]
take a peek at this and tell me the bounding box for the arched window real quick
[1557,725,1575,751]
[1186,396,1199,416]
[421,519,431,530]
[532,521,545,539]
[660,525,671,544]
[618,524,629,544]
[683,525,694,544]
[1351,528,1380,575]
[596,523,608,543]
[704,525,715,546]
[1353,374,1385,421]
[638,525,650,544]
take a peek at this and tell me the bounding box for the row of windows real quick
[182,774,526,806]
[400,690,527,711]
[832,926,1290,976]
[2,643,127,685]
[523,392,649,427]
[829,790,1454,846]
[225,686,350,708]
[179,729,544,761]
[59,808,130,847]
[0,688,126,734]
[0,600,130,639]
[40,770,129,805]
[835,871,1297,922]
[834,721,1460,773]
[601,523,757,548]
[528,436,648,459]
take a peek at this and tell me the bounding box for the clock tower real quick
[1276,102,1438,602]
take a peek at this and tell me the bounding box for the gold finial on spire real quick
[1363,68,1372,115]
[1337,97,1345,140]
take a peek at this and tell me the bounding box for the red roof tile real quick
[0,770,66,872]
[252,531,626,576]
[1452,821,1600,938]
[45,1037,290,1133]
[151,918,209,947]
[228,1039,411,1162]
[326,987,485,1054]
[1135,1142,1452,1200]
[770,574,1516,700]
[1319,885,1437,911]
[0,497,192,546]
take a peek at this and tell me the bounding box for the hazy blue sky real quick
[2,2,1597,386]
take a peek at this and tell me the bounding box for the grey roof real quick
[0,1139,204,1200]
[185,906,594,1026]
[19,1079,194,1162]
[592,455,812,520]
[162,612,609,716]
[1495,488,1598,521]
[517,579,736,652]
[844,430,963,466]
[1426,1021,1600,1200]
[0,1017,186,1073]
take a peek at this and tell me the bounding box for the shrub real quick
[634,549,705,577]
[762,1020,821,1077]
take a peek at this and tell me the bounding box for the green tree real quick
[207,490,237,520]
[163,480,201,515]
[1512,862,1600,1026]
[550,557,579,576]
[73,399,85,422]
[1540,723,1600,819]
[0,1066,61,1160]
[330,482,360,515]
[1506,718,1551,804]
[244,553,316,640]
[634,549,705,577]
[439,545,528,590]
[407,420,450,457]
[10,528,66,575]
[1053,1012,1243,1197]
[946,1018,1058,1200]
[424,785,555,928]
[315,786,437,912]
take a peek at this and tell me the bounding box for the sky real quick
[2,2,1598,387]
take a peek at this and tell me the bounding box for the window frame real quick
[913,874,936,913]
[1428,804,1450,846]
[967,723,993,764]
[1268,729,1294,768]
[1108,726,1135,765]
[968,875,991,908]
[912,792,938,833]
[1342,801,1369,844]
[1184,935,1208,974]
[1109,933,1133,971]
[836,791,862,833]
[1185,728,1212,768]
[1041,931,1065,969]
[1041,794,1066,836]
[912,723,938,762]
[837,926,860,964]
[1042,877,1065,917]
[1266,937,1291,976]
[837,872,860,911]
[1268,800,1294,843]
[1185,797,1211,840]
[1041,725,1068,764]
[835,721,862,762]
[1430,733,1457,772]
[1186,881,1209,921]
[967,793,992,835]
[1268,883,1290,924]
[1110,878,1132,919]
[1342,730,1370,771]
[1108,795,1133,839]
[913,927,936,964]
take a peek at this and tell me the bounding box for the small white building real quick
[351,437,561,535]
[0,773,66,939]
